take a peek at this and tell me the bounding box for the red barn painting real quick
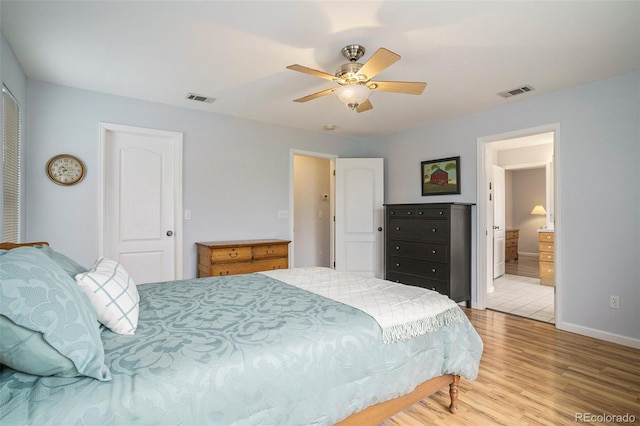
[429,168,449,186]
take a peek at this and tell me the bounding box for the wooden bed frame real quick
[1,241,461,424]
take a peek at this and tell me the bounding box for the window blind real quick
[3,86,21,243]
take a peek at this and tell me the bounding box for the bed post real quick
[449,375,460,413]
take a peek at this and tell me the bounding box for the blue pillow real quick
[0,247,111,381]
[0,315,78,376]
[35,244,87,277]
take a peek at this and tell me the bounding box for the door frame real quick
[476,123,562,328]
[289,149,337,268]
[98,122,184,280]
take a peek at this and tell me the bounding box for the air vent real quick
[497,85,535,98]
[186,93,216,103]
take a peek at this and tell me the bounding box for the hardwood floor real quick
[505,253,539,278]
[382,309,640,426]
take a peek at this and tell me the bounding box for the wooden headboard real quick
[0,242,48,250]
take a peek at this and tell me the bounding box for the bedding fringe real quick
[382,306,465,344]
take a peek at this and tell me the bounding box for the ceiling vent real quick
[497,85,535,98]
[186,93,215,103]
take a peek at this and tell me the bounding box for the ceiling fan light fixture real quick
[334,84,370,109]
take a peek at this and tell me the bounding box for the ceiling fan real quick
[286,44,427,113]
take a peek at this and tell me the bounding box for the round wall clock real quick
[46,154,86,186]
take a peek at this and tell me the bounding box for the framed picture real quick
[421,156,460,196]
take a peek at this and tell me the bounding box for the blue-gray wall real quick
[368,71,640,346]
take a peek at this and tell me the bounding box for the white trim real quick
[560,322,640,349]
[99,122,184,280]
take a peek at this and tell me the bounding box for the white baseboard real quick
[557,321,640,349]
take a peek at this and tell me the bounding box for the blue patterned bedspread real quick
[1,273,482,425]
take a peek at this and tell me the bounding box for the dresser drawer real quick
[387,207,417,217]
[208,258,288,276]
[386,272,448,294]
[539,251,554,263]
[539,242,554,253]
[253,243,288,259]
[505,238,518,248]
[387,240,448,262]
[387,219,449,242]
[415,206,449,219]
[505,230,519,240]
[387,256,448,281]
[209,246,252,263]
[538,232,554,243]
[539,261,554,278]
[506,246,518,260]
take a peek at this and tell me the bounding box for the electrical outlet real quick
[277,210,289,219]
[609,295,620,310]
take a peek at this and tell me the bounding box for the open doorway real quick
[477,126,559,325]
[291,152,335,269]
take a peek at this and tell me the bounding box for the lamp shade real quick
[334,84,370,109]
[531,205,547,215]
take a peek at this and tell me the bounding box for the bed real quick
[0,242,483,425]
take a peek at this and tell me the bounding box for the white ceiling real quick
[2,1,639,138]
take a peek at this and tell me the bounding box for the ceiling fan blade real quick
[293,88,336,103]
[356,98,373,113]
[287,64,337,82]
[357,48,401,80]
[372,81,427,95]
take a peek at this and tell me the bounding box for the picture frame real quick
[421,156,460,196]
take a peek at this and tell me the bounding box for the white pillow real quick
[75,258,139,335]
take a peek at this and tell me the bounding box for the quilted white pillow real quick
[75,258,139,335]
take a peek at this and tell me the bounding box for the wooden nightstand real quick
[197,239,290,277]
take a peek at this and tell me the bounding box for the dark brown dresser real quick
[384,203,472,303]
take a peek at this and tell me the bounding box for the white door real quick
[492,165,506,278]
[335,158,384,278]
[100,123,183,284]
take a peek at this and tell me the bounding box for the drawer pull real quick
[396,227,401,231]
[396,263,401,267]
[432,250,437,254]
[228,252,239,258]
[418,211,423,215]
[431,287,436,291]
[266,249,274,254]
[407,211,412,215]
[431,268,436,273]
[395,246,400,250]
[390,211,395,215]
[432,228,437,232]
[439,211,444,215]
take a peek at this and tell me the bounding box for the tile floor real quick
[487,274,555,324]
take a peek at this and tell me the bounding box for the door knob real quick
[166,230,173,236]
[378,227,383,231]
